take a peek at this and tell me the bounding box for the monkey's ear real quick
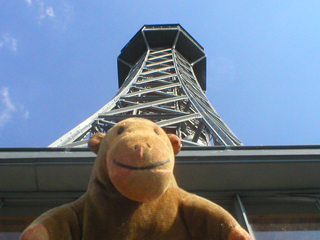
[167,134,182,155]
[88,133,106,154]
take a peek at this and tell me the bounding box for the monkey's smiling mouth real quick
[113,159,170,170]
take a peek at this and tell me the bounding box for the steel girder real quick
[50,48,242,147]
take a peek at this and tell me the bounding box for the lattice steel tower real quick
[50,24,242,148]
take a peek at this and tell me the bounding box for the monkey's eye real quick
[154,129,160,135]
[118,127,124,134]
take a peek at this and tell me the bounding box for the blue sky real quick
[1,1,320,147]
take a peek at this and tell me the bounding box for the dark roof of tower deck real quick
[117,24,207,91]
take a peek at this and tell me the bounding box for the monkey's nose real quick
[134,145,144,164]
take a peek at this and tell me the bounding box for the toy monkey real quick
[21,118,252,240]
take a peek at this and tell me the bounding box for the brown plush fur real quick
[20,118,252,240]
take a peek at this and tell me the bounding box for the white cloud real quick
[46,6,55,18]
[0,87,29,128]
[18,104,30,120]
[0,34,18,53]
[5,36,17,52]
[28,1,56,21]
[23,110,30,120]
[0,88,16,127]
[38,1,46,20]
[25,0,74,30]
[54,2,75,30]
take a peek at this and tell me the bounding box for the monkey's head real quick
[88,118,181,202]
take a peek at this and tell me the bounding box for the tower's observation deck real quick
[118,24,206,91]
[50,24,242,147]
